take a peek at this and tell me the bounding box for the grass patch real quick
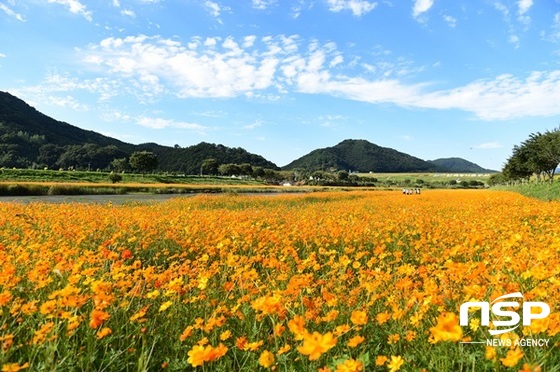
[492,182,560,201]
[0,168,266,185]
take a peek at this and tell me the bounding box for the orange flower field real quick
[0,190,558,371]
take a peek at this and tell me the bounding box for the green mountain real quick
[283,139,494,173]
[282,139,438,172]
[428,157,495,173]
[0,91,277,173]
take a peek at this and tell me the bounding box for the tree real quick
[252,166,265,179]
[108,172,123,183]
[200,158,218,176]
[502,129,560,183]
[129,151,158,175]
[239,163,253,177]
[111,158,129,173]
[218,163,241,177]
[337,170,349,181]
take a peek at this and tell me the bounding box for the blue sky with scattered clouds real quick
[2,0,560,170]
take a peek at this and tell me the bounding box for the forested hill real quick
[0,91,278,173]
[283,139,438,172]
[428,157,495,173]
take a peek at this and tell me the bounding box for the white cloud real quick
[412,0,434,18]
[494,2,509,18]
[508,34,520,48]
[0,3,25,22]
[136,116,207,133]
[474,141,502,149]
[517,0,532,15]
[0,53,6,58]
[252,0,277,10]
[203,1,230,22]
[517,0,532,26]
[47,0,92,21]
[84,35,295,98]
[413,71,560,120]
[326,0,377,17]
[121,9,136,17]
[10,71,122,107]
[243,120,263,129]
[443,14,456,28]
[80,34,560,121]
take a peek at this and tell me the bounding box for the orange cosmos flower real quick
[89,309,110,329]
[288,315,307,340]
[350,310,368,326]
[258,350,275,368]
[500,348,524,368]
[1,363,29,372]
[336,359,363,372]
[187,343,228,367]
[375,355,388,366]
[376,312,391,325]
[297,331,337,361]
[96,327,112,339]
[429,312,462,342]
[347,335,365,348]
[187,345,207,367]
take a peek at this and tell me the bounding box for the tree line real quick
[490,128,560,185]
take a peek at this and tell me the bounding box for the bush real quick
[108,172,123,184]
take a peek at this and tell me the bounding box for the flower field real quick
[0,190,558,371]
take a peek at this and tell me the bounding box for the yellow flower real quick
[375,355,388,366]
[158,301,173,312]
[500,347,524,368]
[219,330,232,341]
[145,290,160,299]
[179,326,193,341]
[376,312,391,325]
[387,333,400,345]
[485,346,496,360]
[277,344,291,355]
[96,327,112,339]
[297,331,337,361]
[334,324,351,336]
[347,335,365,348]
[187,345,207,367]
[350,310,368,326]
[288,315,306,340]
[387,355,404,372]
[1,363,29,372]
[429,312,462,342]
[258,350,275,368]
[89,309,110,329]
[336,358,363,372]
[187,343,228,367]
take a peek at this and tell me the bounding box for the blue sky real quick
[2,0,560,170]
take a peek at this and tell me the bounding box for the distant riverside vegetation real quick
[0,91,494,178]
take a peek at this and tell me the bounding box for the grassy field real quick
[492,182,560,201]
[358,172,493,184]
[0,168,264,185]
[0,190,557,371]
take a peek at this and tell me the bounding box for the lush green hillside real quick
[0,91,277,173]
[283,139,439,172]
[428,157,495,173]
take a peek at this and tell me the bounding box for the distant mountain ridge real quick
[427,157,494,173]
[0,91,494,174]
[0,91,278,173]
[282,139,496,173]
